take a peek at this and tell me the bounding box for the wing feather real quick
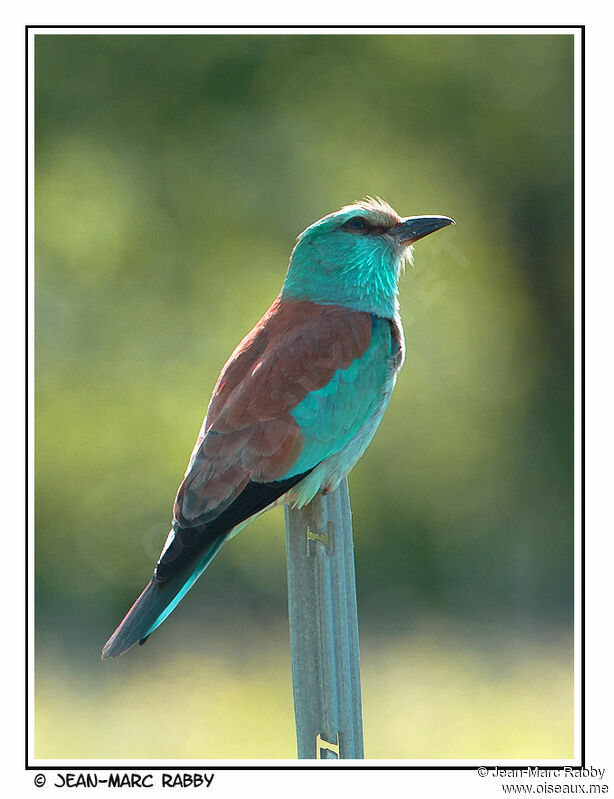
[172,296,373,531]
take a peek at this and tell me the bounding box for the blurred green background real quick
[34,33,574,759]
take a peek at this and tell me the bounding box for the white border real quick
[27,23,36,772]
[572,27,583,773]
[31,25,578,35]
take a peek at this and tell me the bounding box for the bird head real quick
[282,197,454,318]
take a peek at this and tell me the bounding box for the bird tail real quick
[101,533,227,659]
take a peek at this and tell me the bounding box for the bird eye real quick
[343,217,368,233]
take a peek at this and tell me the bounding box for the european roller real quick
[102,198,454,658]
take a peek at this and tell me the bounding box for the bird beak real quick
[389,215,455,245]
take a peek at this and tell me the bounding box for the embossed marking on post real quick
[305,524,333,556]
[315,732,340,759]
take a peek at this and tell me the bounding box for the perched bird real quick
[102,197,454,658]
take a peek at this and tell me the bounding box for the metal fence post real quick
[284,477,364,759]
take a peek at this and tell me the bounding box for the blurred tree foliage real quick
[35,34,574,653]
